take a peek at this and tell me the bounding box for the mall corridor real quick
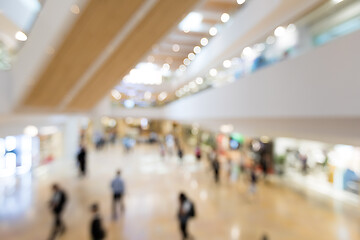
[1,0,360,239]
[1,144,359,240]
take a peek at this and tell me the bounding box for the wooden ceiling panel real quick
[67,0,199,110]
[173,29,209,38]
[21,0,144,108]
[202,17,219,25]
[204,0,239,12]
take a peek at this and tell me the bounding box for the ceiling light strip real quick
[58,0,159,110]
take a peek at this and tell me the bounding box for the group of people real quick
[48,170,125,240]
[48,172,197,240]
[61,140,267,240]
[196,146,265,198]
[177,145,268,239]
[159,139,184,162]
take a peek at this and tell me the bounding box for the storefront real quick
[274,138,360,197]
[37,129,63,166]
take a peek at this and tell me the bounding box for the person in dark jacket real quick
[249,166,258,195]
[90,203,106,240]
[262,234,269,240]
[77,145,87,176]
[178,147,184,162]
[48,184,67,240]
[177,192,195,240]
[212,156,220,183]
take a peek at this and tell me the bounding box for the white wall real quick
[0,114,69,137]
[166,30,360,119]
[163,30,360,145]
[0,70,13,114]
[11,0,88,106]
[92,96,166,120]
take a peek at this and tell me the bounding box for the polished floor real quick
[0,144,359,240]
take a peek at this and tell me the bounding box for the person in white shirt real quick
[111,170,125,219]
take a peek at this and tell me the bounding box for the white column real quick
[63,116,81,161]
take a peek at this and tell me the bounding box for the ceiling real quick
[110,0,329,108]
[15,0,330,112]
[19,0,199,111]
[147,0,242,71]
[110,0,245,107]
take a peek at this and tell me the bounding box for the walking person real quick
[195,145,201,161]
[249,166,258,196]
[260,151,268,179]
[262,234,269,240]
[77,144,87,176]
[178,147,184,162]
[212,156,220,183]
[90,203,106,240]
[111,170,125,219]
[48,184,67,240]
[177,192,195,240]
[300,153,308,175]
[160,142,166,160]
[208,148,216,163]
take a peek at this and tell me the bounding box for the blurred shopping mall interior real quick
[0,0,360,239]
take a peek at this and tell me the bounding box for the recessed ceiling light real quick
[237,0,246,4]
[172,44,180,52]
[188,53,196,60]
[183,58,191,65]
[24,125,38,137]
[221,13,230,23]
[70,4,80,14]
[287,24,296,33]
[111,89,121,100]
[242,47,253,58]
[144,91,152,100]
[184,85,190,92]
[195,77,203,85]
[223,60,232,68]
[254,43,265,52]
[274,26,286,37]
[189,81,196,89]
[179,65,187,72]
[220,124,234,133]
[209,27,218,36]
[209,68,217,77]
[15,31,27,41]
[179,12,203,32]
[158,92,168,101]
[332,0,343,4]
[124,99,135,109]
[200,38,208,46]
[162,63,170,71]
[193,46,201,54]
[266,36,276,45]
